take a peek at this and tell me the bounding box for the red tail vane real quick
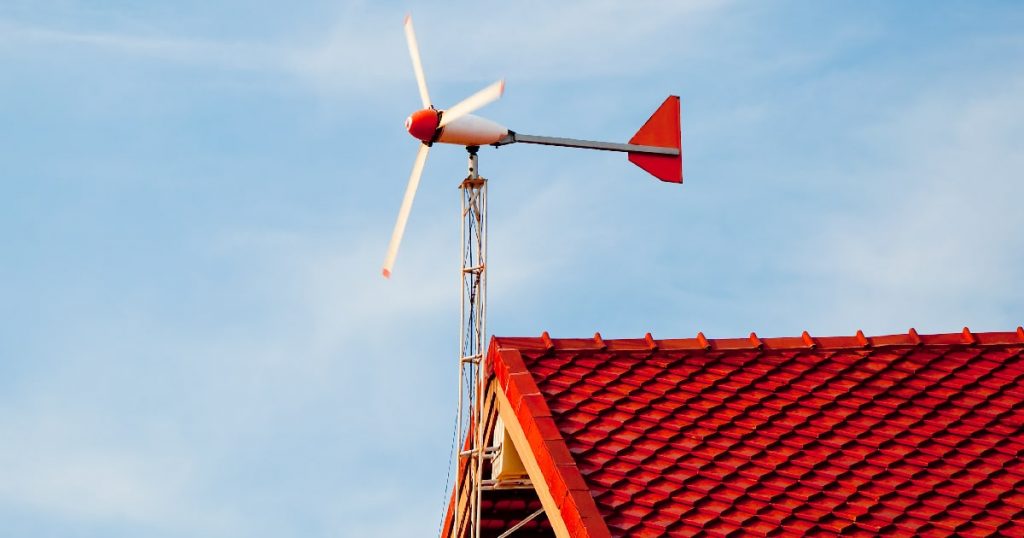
[628,96,682,183]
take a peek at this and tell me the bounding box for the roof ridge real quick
[493,327,1024,353]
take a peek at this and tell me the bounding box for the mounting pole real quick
[456,145,486,538]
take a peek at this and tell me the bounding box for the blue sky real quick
[1,1,1022,536]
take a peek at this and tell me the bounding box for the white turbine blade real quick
[382,143,430,279]
[438,79,505,128]
[404,15,431,109]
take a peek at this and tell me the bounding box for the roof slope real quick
[488,328,1024,537]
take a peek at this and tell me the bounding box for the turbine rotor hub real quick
[405,108,440,142]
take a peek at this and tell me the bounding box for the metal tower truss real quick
[455,146,487,538]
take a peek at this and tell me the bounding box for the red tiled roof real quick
[486,328,1024,537]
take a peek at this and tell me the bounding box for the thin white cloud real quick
[804,77,1024,331]
[0,1,734,98]
[0,20,289,71]
[0,411,244,534]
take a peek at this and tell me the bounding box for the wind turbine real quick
[383,15,683,538]
[382,15,682,279]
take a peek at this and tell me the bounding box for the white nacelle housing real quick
[436,114,508,146]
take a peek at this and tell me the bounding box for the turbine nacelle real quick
[406,109,509,146]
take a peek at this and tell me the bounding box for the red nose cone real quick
[405,109,439,142]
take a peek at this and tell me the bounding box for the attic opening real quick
[489,415,530,487]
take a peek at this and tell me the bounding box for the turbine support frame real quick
[455,145,487,538]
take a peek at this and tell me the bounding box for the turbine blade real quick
[404,15,432,109]
[382,143,430,278]
[438,79,505,128]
